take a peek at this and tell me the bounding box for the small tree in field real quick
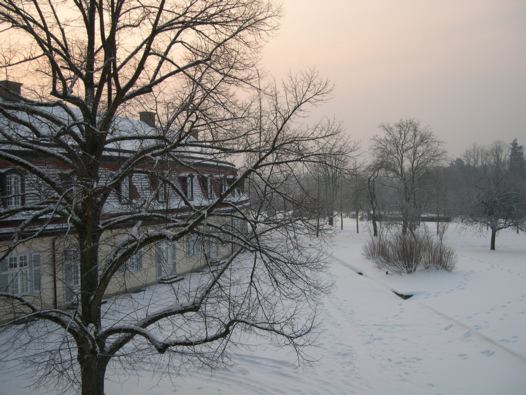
[463,142,526,250]
[311,136,355,228]
[365,162,381,237]
[0,1,343,394]
[371,119,445,235]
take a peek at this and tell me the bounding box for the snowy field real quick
[1,221,525,395]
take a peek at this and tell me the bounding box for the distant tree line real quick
[272,118,526,251]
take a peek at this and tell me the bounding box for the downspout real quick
[51,236,58,308]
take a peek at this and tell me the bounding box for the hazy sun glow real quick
[262,0,526,157]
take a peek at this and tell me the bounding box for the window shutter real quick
[188,175,194,200]
[0,257,7,292]
[20,174,26,206]
[212,179,221,196]
[178,176,187,198]
[198,176,208,199]
[170,243,177,275]
[149,174,159,190]
[31,253,41,293]
[118,175,135,203]
[137,250,143,271]
[155,243,164,278]
[149,174,158,199]
[0,174,6,207]
[129,175,140,200]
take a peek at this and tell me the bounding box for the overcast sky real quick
[261,0,526,159]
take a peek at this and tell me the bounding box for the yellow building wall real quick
[0,218,238,320]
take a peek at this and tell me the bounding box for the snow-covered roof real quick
[0,98,235,169]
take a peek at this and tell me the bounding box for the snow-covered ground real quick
[1,221,525,394]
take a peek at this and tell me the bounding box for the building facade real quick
[0,81,247,315]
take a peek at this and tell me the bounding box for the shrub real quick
[364,226,455,273]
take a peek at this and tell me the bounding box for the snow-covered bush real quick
[364,226,455,273]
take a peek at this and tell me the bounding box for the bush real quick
[364,225,455,273]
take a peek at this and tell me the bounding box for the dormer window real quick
[118,174,139,204]
[198,175,213,200]
[179,175,194,201]
[1,170,25,208]
[150,174,168,203]
[118,175,131,204]
[6,173,22,207]
[157,182,168,203]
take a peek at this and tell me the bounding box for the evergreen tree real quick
[509,139,525,178]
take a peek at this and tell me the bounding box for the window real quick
[186,234,201,257]
[126,252,142,272]
[220,177,227,194]
[0,252,40,295]
[178,175,194,201]
[207,238,219,259]
[150,174,168,203]
[207,177,214,198]
[5,173,23,208]
[118,250,143,273]
[64,249,80,303]
[186,175,194,200]
[156,240,176,278]
[118,175,130,203]
[235,217,247,234]
[118,174,138,204]
[237,178,245,195]
[197,175,210,199]
[157,182,168,203]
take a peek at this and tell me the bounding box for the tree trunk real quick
[372,215,378,237]
[355,209,359,233]
[339,173,343,230]
[436,204,440,236]
[316,178,320,237]
[490,227,497,251]
[80,353,107,395]
[402,219,408,235]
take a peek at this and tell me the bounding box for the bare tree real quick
[308,135,355,233]
[371,119,445,234]
[0,2,342,394]
[366,163,381,237]
[463,142,526,250]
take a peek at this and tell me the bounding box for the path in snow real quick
[328,249,526,365]
[327,222,526,395]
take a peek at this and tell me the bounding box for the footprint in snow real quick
[481,349,495,357]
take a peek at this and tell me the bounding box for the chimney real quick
[0,80,22,101]
[189,130,199,140]
[139,111,156,127]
